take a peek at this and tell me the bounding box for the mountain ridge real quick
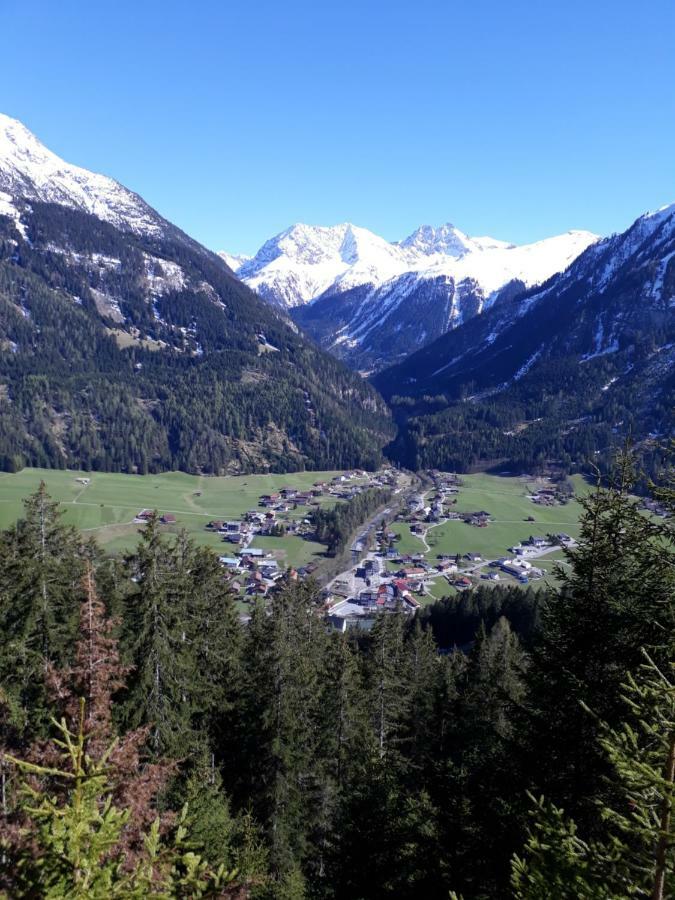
[223,220,598,371]
[0,114,392,474]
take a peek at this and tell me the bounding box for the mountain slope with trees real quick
[374,204,675,473]
[0,116,393,474]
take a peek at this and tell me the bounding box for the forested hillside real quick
[0,201,393,474]
[374,205,675,476]
[1,456,673,897]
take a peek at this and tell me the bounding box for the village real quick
[125,466,600,628]
[134,468,401,605]
[323,470,580,632]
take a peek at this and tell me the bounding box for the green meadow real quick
[0,467,347,567]
[421,473,590,562]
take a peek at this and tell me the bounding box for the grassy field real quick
[389,522,427,556]
[0,467,347,567]
[420,473,591,562]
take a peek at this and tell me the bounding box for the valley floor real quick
[0,467,350,568]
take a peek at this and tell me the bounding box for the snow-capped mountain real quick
[243,222,597,371]
[374,202,675,471]
[218,251,252,273]
[224,221,597,315]
[0,113,175,238]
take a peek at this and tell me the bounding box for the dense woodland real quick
[0,454,673,898]
[0,203,393,475]
[311,487,392,556]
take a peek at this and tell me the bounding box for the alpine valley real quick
[0,111,672,480]
[0,114,393,474]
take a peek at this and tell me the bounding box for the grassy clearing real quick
[421,473,589,562]
[389,522,427,556]
[0,467,346,566]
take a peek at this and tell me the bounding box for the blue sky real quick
[2,0,674,254]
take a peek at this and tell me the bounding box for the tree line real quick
[310,486,393,556]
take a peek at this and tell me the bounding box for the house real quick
[529,535,549,548]
[219,556,240,568]
[207,519,226,531]
[160,513,176,525]
[327,615,348,633]
[238,548,265,558]
[259,493,280,507]
[454,576,473,589]
[136,509,154,521]
[464,552,482,562]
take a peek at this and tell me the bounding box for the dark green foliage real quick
[1,458,673,898]
[0,203,393,475]
[0,482,89,732]
[419,583,543,649]
[311,486,392,555]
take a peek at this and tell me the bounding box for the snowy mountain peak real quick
[227,220,599,310]
[399,222,474,258]
[0,112,164,236]
[217,251,251,273]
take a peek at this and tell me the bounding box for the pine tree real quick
[120,517,195,758]
[0,482,87,731]
[235,581,329,878]
[512,648,675,899]
[0,569,237,897]
[522,455,675,832]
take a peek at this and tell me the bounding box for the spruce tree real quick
[0,482,86,731]
[512,648,675,899]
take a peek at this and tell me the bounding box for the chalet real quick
[259,493,281,507]
[398,566,427,578]
[403,595,421,611]
[219,556,240,568]
[454,576,472,589]
[528,535,549,548]
[136,509,154,521]
[207,519,226,531]
[437,560,458,573]
[464,552,482,562]
[160,513,176,525]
